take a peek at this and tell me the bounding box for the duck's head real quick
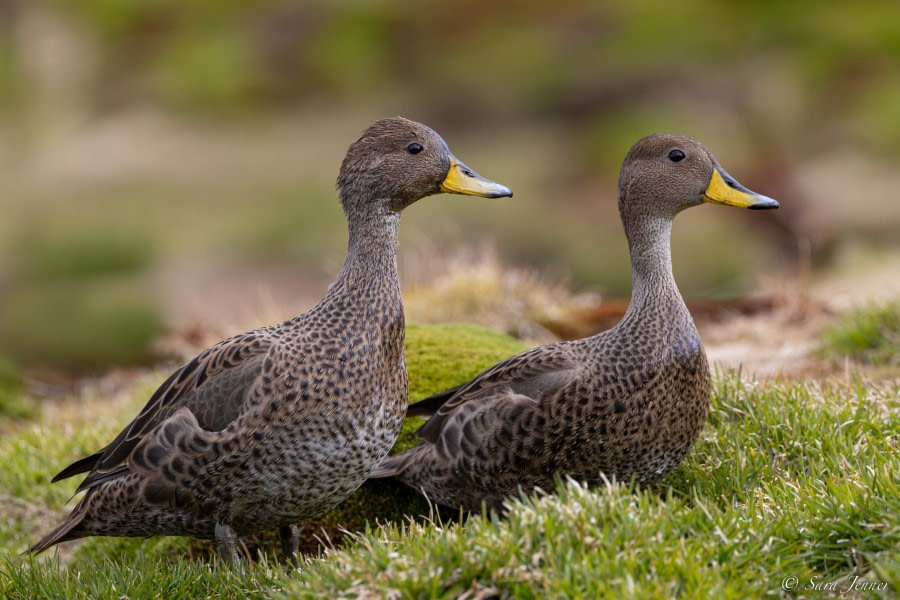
[337,117,512,216]
[617,133,779,222]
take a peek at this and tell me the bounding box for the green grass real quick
[2,554,291,600]
[821,300,900,367]
[287,376,899,598]
[1,325,898,598]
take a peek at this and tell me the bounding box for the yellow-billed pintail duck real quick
[29,117,513,562]
[370,133,778,510]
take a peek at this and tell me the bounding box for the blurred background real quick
[1,0,899,374]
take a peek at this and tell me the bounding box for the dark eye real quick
[668,149,685,162]
[407,143,423,155]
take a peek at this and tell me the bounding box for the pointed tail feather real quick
[406,385,461,419]
[369,449,418,479]
[51,451,104,483]
[25,500,88,555]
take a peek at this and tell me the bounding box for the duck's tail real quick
[25,496,89,555]
[368,448,418,479]
[51,450,104,483]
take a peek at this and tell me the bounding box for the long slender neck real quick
[329,201,402,300]
[621,214,689,327]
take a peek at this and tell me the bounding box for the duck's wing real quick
[414,344,578,444]
[374,388,540,476]
[57,328,277,492]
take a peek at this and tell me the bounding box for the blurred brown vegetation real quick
[1,0,900,371]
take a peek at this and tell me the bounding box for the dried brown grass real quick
[401,241,592,345]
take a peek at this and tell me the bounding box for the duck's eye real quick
[668,149,686,162]
[407,143,423,155]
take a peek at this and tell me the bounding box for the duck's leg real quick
[215,523,241,564]
[278,524,300,568]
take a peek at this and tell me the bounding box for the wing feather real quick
[60,328,275,491]
[415,344,578,443]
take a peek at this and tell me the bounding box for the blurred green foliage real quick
[14,231,153,283]
[820,300,900,367]
[0,231,162,371]
[0,355,32,420]
[150,28,259,115]
[0,279,162,370]
[2,0,899,373]
[10,0,894,154]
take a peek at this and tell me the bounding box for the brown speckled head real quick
[337,116,512,215]
[618,133,779,222]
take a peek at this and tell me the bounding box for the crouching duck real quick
[370,133,778,510]
[28,117,513,563]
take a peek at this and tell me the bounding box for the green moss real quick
[820,299,900,367]
[405,322,526,402]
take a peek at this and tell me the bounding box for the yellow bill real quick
[703,167,779,210]
[440,156,513,198]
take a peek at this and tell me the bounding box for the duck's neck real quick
[621,215,691,329]
[331,204,402,301]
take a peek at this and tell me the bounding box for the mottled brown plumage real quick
[371,134,779,510]
[28,117,512,562]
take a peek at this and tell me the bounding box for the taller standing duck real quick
[371,133,778,510]
[29,117,513,563]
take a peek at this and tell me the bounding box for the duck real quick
[370,133,778,511]
[28,117,513,563]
